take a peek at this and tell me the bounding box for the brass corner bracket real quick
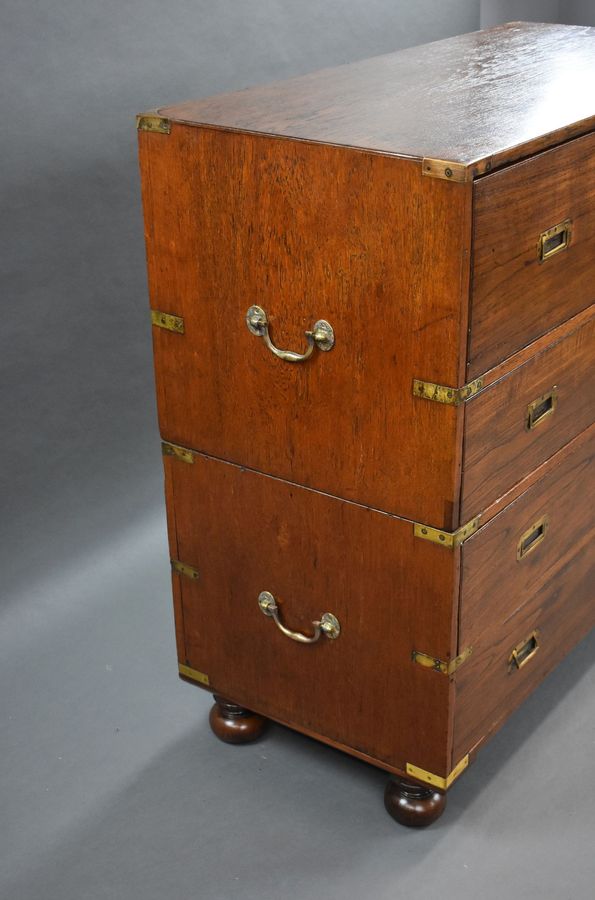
[171,559,200,581]
[136,112,171,134]
[151,310,185,334]
[422,156,493,182]
[413,376,484,406]
[406,754,469,791]
[413,515,481,549]
[161,441,194,464]
[178,664,210,686]
[422,158,470,182]
[412,646,473,676]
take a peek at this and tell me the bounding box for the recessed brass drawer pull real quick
[246,306,335,362]
[526,388,558,430]
[257,591,341,642]
[517,515,549,561]
[539,219,572,261]
[509,630,540,671]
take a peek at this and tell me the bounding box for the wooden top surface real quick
[158,22,595,172]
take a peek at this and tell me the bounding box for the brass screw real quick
[444,167,453,178]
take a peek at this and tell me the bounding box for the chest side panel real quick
[165,450,459,778]
[139,124,471,529]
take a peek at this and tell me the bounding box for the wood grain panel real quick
[470,132,595,376]
[461,306,595,521]
[453,424,595,761]
[159,23,595,174]
[139,124,471,529]
[165,450,460,778]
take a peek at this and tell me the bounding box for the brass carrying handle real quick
[257,591,341,642]
[246,306,335,362]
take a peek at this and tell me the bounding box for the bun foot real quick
[209,695,268,744]
[384,777,447,827]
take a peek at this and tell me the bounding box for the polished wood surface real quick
[453,423,595,761]
[209,696,268,744]
[140,23,595,817]
[461,307,595,521]
[164,449,458,778]
[470,132,595,376]
[384,779,447,828]
[470,422,595,531]
[159,23,595,174]
[140,125,471,529]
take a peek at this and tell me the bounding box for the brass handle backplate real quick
[517,515,549,561]
[257,591,341,642]
[539,219,572,262]
[509,630,540,671]
[246,306,335,362]
[526,388,558,430]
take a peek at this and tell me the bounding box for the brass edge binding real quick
[171,559,200,580]
[413,515,481,549]
[413,376,484,406]
[161,441,194,464]
[412,646,473,675]
[422,157,493,182]
[421,158,469,182]
[136,112,171,134]
[406,755,469,791]
[178,664,210,686]
[151,310,185,334]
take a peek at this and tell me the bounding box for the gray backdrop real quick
[2,2,594,899]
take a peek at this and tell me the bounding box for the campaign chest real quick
[137,21,595,826]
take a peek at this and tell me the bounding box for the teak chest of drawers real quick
[138,22,595,826]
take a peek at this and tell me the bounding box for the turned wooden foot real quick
[209,695,268,744]
[384,777,447,827]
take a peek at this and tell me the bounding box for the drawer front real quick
[163,449,458,778]
[139,123,472,528]
[461,306,595,522]
[470,131,595,378]
[453,426,595,762]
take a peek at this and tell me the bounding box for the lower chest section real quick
[163,424,595,782]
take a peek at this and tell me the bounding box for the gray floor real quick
[2,499,594,900]
[3,1,595,896]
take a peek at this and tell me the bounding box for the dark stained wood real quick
[384,778,447,828]
[164,449,460,778]
[469,132,595,376]
[158,23,595,175]
[139,23,595,817]
[209,696,268,743]
[471,422,595,531]
[453,423,595,762]
[461,306,595,521]
[139,125,472,529]
[479,304,595,390]
[163,460,187,662]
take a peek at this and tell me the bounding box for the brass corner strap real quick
[162,441,194,464]
[412,646,473,676]
[421,157,493,182]
[413,377,484,406]
[171,559,200,580]
[151,310,185,334]
[406,755,469,791]
[421,159,470,182]
[413,515,481,549]
[178,664,209,686]
[136,113,171,134]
